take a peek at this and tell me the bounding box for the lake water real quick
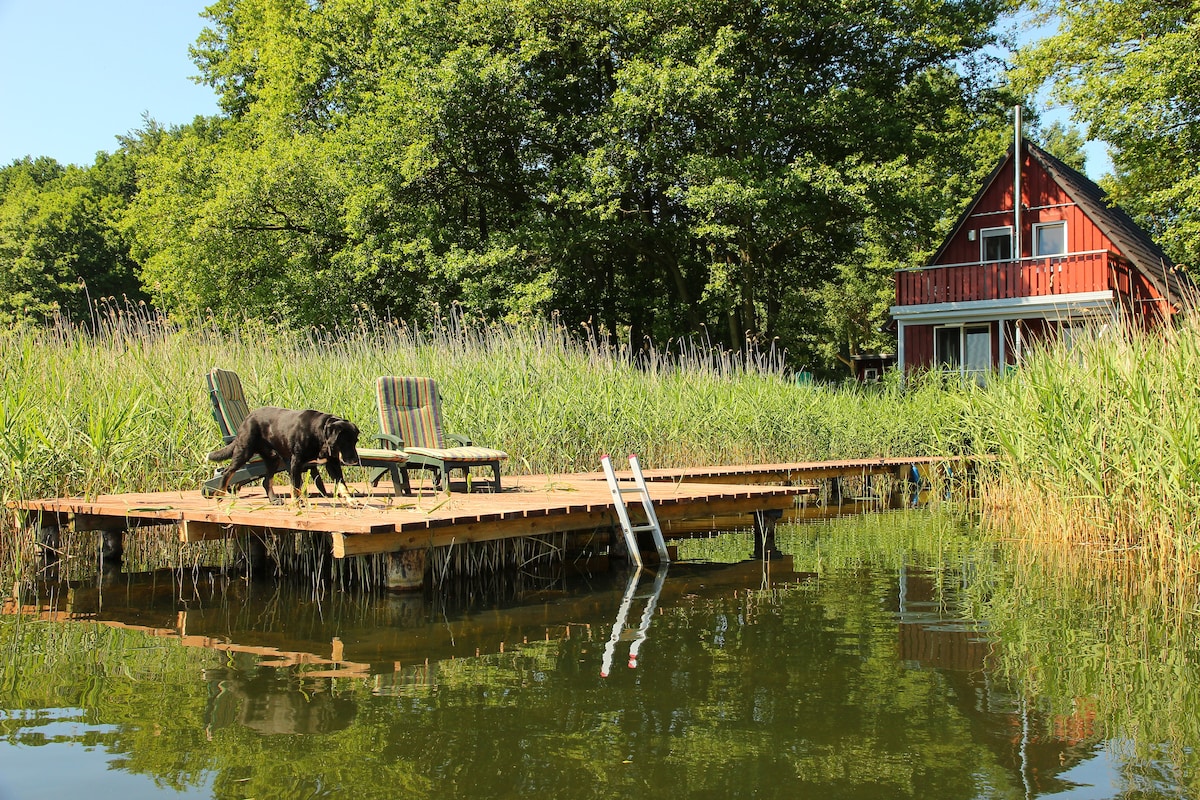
[2,511,1197,799]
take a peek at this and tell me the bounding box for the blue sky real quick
[0,2,1111,177]
[0,1,220,166]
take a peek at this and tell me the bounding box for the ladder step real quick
[601,453,670,566]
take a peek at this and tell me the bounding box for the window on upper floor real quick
[980,227,1013,262]
[1033,221,1066,256]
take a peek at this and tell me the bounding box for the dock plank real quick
[10,456,965,558]
[12,471,806,555]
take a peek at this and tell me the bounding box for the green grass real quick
[7,299,1200,579]
[965,310,1200,569]
[0,303,970,577]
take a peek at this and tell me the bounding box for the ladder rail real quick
[628,454,670,562]
[601,454,643,568]
[601,453,670,566]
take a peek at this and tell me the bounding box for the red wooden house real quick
[891,137,1191,377]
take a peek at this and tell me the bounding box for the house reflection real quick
[892,567,1102,797]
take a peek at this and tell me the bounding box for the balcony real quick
[895,250,1126,307]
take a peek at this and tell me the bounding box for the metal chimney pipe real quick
[1013,105,1022,260]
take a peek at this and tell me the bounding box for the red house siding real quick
[903,318,1060,372]
[933,152,1118,266]
[892,138,1184,378]
[895,252,1121,307]
[895,152,1141,309]
[904,325,934,370]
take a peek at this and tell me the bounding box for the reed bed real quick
[966,311,1200,574]
[0,302,968,579]
[969,540,1200,796]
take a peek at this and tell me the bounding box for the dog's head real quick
[321,416,361,466]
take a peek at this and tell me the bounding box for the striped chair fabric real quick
[375,376,507,491]
[207,367,250,440]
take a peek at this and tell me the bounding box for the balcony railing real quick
[895,250,1125,307]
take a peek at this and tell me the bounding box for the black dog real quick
[208,407,361,504]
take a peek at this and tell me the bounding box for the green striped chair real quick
[374,376,508,492]
[202,367,409,498]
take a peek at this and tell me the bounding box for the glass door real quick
[935,324,992,379]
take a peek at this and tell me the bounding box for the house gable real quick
[926,140,1188,309]
[891,137,1194,377]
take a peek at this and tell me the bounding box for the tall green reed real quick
[0,302,968,575]
[964,311,1200,567]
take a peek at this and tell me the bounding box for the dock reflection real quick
[4,556,804,687]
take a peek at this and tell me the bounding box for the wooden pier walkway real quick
[11,456,961,587]
[16,473,801,554]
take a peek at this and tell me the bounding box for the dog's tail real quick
[208,444,235,462]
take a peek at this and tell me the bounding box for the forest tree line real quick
[1,0,1195,375]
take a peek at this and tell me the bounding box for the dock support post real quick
[238,530,268,574]
[752,509,784,560]
[828,477,844,505]
[28,513,62,568]
[386,549,427,592]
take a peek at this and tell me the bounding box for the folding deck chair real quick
[374,376,508,492]
[202,368,410,498]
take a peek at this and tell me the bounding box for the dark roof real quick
[930,139,1193,310]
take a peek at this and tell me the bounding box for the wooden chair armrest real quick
[447,433,473,446]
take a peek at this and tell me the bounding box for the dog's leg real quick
[310,467,329,497]
[325,462,357,505]
[289,461,310,506]
[263,473,282,505]
[217,446,255,499]
[261,453,284,505]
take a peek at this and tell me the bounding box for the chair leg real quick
[491,462,502,492]
[385,464,405,497]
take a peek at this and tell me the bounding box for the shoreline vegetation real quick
[2,302,1198,579]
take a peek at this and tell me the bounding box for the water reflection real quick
[601,566,668,677]
[203,668,357,736]
[1,514,1198,799]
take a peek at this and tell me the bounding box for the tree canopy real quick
[117,0,1011,370]
[0,154,145,324]
[5,0,1027,371]
[1012,0,1200,269]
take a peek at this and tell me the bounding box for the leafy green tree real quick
[129,0,1011,370]
[1039,120,1088,173]
[1012,0,1200,267]
[0,154,144,325]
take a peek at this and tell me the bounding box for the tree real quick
[0,154,145,325]
[130,0,1011,370]
[1039,120,1088,173]
[1012,0,1200,267]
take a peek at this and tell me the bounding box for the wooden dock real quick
[632,455,961,484]
[10,456,960,588]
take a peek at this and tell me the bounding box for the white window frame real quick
[1032,220,1067,257]
[934,323,992,378]
[979,226,1013,262]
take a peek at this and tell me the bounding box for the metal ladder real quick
[601,454,670,567]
